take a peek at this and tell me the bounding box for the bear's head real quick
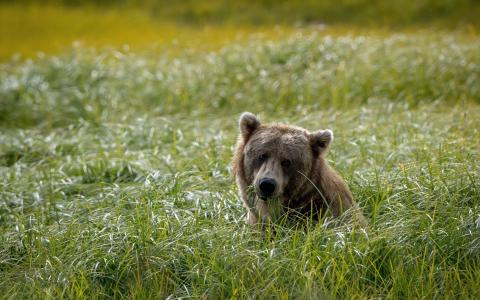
[238,112,333,201]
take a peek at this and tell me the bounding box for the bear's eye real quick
[281,159,291,168]
[258,153,268,162]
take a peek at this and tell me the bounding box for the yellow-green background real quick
[1,0,479,60]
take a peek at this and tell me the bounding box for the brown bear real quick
[233,112,367,227]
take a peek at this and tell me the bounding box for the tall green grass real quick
[1,32,480,298]
[2,33,479,128]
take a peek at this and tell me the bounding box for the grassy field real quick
[2,1,480,61]
[1,2,480,299]
[0,4,303,61]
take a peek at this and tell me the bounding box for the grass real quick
[2,1,480,61]
[0,3,304,61]
[5,0,480,27]
[2,32,479,128]
[1,15,480,299]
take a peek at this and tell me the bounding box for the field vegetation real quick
[1,0,480,298]
[2,0,480,60]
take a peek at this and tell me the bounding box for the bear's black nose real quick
[259,178,276,198]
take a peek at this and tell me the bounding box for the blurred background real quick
[2,0,479,60]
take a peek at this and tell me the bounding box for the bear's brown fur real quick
[233,112,367,227]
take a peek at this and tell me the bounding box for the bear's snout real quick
[258,177,277,199]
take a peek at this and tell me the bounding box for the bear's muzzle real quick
[258,177,277,199]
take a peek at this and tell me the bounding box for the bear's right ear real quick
[239,112,260,139]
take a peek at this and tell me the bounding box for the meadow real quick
[1,2,480,299]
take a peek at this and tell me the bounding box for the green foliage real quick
[1,33,479,128]
[1,31,480,298]
[3,0,480,27]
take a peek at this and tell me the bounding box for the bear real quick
[233,112,367,227]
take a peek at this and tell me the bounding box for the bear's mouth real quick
[256,193,281,202]
[256,191,271,201]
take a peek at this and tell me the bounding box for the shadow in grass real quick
[0,150,23,167]
[0,149,54,167]
[81,164,141,184]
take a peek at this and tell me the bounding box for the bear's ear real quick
[309,129,333,155]
[239,112,260,139]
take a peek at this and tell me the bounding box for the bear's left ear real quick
[309,129,333,155]
[239,112,260,139]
